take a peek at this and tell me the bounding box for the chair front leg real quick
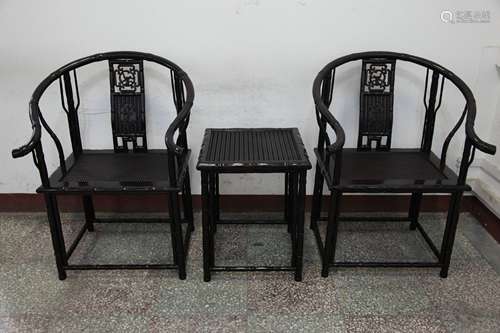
[168,191,186,280]
[182,168,195,232]
[322,190,342,278]
[44,194,67,280]
[310,163,325,230]
[82,195,95,232]
[439,192,463,278]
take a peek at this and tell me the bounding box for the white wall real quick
[0,0,499,200]
[469,46,500,216]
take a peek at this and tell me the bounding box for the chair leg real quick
[439,192,463,278]
[322,190,342,278]
[182,168,195,232]
[201,172,211,282]
[44,194,67,280]
[310,163,324,230]
[169,209,179,267]
[409,193,422,230]
[168,192,186,280]
[82,195,95,232]
[294,171,306,282]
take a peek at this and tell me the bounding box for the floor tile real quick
[47,314,149,333]
[334,273,435,316]
[0,314,50,333]
[149,314,247,333]
[247,268,340,315]
[341,314,448,333]
[153,278,247,316]
[421,260,500,325]
[248,313,345,332]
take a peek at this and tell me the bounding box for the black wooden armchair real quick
[12,51,194,280]
[310,51,496,278]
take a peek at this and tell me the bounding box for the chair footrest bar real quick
[211,265,295,272]
[319,216,411,222]
[415,222,441,259]
[183,226,193,257]
[310,220,325,258]
[330,262,441,268]
[66,223,88,259]
[65,264,177,270]
[216,219,288,225]
[66,218,194,263]
[94,218,189,224]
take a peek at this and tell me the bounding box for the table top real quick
[196,128,311,172]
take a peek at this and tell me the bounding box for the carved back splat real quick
[357,58,396,151]
[109,59,147,152]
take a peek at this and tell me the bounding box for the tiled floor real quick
[0,212,499,332]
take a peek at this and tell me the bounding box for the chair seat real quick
[41,149,189,193]
[318,149,467,192]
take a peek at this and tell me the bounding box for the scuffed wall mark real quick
[244,0,261,6]
[236,0,310,14]
[235,0,261,15]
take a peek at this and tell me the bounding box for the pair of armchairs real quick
[12,51,495,280]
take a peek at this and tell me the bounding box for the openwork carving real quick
[111,63,142,93]
[109,60,146,152]
[358,59,396,151]
[363,63,393,93]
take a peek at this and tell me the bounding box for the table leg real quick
[294,171,306,282]
[289,173,298,268]
[215,173,220,232]
[285,172,290,233]
[201,172,211,282]
[208,173,217,267]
